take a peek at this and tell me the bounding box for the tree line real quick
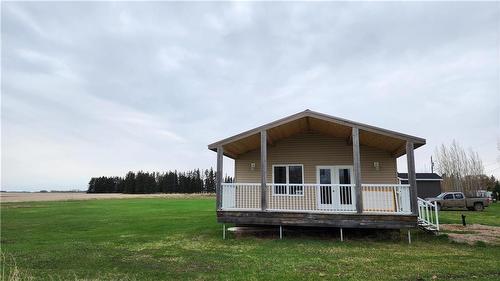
[87,168,233,194]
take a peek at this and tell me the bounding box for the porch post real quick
[406,141,418,215]
[261,130,268,211]
[216,145,223,211]
[352,127,363,213]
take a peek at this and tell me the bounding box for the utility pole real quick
[431,156,435,173]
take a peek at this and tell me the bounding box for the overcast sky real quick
[1,2,499,191]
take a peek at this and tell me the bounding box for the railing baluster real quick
[251,184,253,209]
[289,184,292,210]
[270,184,273,209]
[426,202,430,224]
[434,201,439,231]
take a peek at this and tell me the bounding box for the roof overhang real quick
[208,110,426,159]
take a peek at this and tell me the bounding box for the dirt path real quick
[0,192,214,203]
[440,224,500,245]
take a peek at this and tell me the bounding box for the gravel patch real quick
[440,224,500,245]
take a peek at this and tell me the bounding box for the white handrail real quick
[417,197,440,231]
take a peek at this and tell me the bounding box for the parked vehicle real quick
[476,190,493,201]
[426,192,490,211]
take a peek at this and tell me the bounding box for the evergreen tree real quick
[124,172,136,194]
[115,177,125,193]
[135,171,146,194]
[87,178,96,193]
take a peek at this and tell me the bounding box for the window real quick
[454,193,464,199]
[443,194,454,200]
[288,165,303,195]
[273,165,304,195]
[288,166,303,184]
[273,166,287,194]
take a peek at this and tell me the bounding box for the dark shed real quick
[398,173,443,199]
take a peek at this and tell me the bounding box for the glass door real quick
[336,167,353,207]
[317,166,334,209]
[317,166,353,209]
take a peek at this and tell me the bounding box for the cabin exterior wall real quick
[234,132,398,184]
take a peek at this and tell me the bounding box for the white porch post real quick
[406,141,418,215]
[352,127,363,213]
[216,145,223,211]
[261,130,268,211]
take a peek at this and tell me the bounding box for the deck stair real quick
[417,197,439,234]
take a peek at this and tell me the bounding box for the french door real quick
[316,166,353,209]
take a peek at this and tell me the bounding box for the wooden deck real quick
[217,211,418,229]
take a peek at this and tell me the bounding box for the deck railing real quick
[221,183,261,210]
[267,184,357,213]
[362,184,411,214]
[417,197,439,231]
[221,183,412,215]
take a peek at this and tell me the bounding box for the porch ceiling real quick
[209,110,425,159]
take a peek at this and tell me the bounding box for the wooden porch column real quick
[260,130,267,211]
[216,146,223,211]
[352,127,363,213]
[406,141,418,215]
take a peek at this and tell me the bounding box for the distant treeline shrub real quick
[87,168,233,194]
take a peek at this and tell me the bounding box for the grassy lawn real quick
[1,198,499,281]
[438,202,500,226]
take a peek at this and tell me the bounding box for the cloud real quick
[1,2,499,190]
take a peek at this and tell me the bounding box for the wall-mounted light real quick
[374,162,380,171]
[250,162,256,171]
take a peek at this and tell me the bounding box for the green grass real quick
[1,198,499,281]
[438,203,500,226]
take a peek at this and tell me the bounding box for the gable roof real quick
[208,109,426,159]
[398,173,443,181]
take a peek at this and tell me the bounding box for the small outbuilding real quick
[398,173,443,199]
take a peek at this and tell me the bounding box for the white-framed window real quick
[272,164,304,196]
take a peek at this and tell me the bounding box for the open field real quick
[1,198,500,281]
[0,192,214,203]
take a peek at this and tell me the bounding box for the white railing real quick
[267,184,357,213]
[417,197,439,231]
[362,184,411,214]
[221,183,261,210]
[220,183,412,215]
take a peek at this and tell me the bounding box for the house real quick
[208,110,438,238]
[398,173,443,199]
